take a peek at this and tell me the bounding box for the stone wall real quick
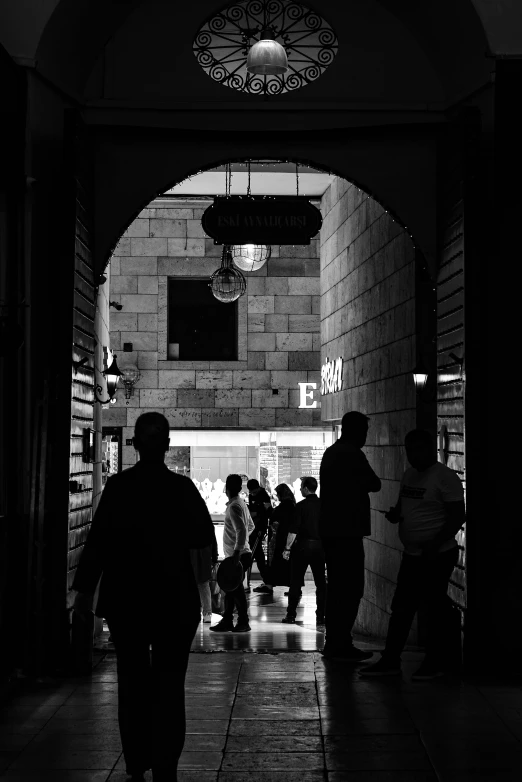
[320,177,417,641]
[103,198,323,467]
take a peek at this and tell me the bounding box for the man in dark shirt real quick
[281,476,326,625]
[247,478,273,593]
[319,411,382,662]
[72,412,214,782]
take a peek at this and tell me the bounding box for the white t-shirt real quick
[399,462,464,556]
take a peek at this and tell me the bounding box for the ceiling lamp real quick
[246,28,288,76]
[209,246,247,303]
[231,244,272,272]
[194,1,338,97]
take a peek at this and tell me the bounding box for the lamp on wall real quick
[94,354,123,404]
[120,365,141,402]
[231,244,272,272]
[412,360,429,394]
[448,352,464,378]
[209,245,247,303]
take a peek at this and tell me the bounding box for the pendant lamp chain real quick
[225,162,232,198]
[296,162,299,197]
[247,160,252,197]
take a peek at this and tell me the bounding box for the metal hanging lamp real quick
[231,161,272,272]
[232,243,272,272]
[209,245,247,303]
[246,27,288,75]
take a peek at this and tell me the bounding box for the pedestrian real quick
[265,483,295,590]
[247,478,273,593]
[210,474,253,633]
[319,411,381,661]
[190,523,219,624]
[72,412,215,782]
[360,428,465,680]
[282,476,326,626]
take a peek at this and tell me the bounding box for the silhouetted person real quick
[72,412,214,782]
[247,478,273,593]
[282,476,326,626]
[210,474,253,633]
[190,523,219,624]
[266,483,295,590]
[319,411,381,661]
[361,429,465,680]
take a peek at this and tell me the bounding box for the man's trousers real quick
[383,547,459,666]
[322,536,365,650]
[107,612,199,777]
[287,539,326,619]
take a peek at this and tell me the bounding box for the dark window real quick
[168,278,238,361]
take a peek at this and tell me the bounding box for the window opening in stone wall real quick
[168,278,238,360]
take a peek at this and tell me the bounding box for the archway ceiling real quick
[165,163,335,198]
[0,0,511,104]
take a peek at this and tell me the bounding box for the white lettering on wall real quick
[321,357,343,395]
[298,382,318,408]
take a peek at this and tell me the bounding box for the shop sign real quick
[321,357,343,394]
[202,196,322,245]
[298,382,318,409]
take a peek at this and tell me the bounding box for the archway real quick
[94,158,436,648]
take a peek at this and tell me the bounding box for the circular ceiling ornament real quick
[193,0,338,96]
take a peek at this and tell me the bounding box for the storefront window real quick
[167,429,333,558]
[168,429,332,511]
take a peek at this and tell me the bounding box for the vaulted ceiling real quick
[0,0,515,107]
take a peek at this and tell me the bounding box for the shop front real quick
[167,429,334,557]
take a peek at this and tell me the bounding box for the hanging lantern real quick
[231,244,272,272]
[246,28,288,75]
[209,246,247,303]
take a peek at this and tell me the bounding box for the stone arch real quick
[94,129,436,276]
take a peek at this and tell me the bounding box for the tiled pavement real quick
[1,586,522,781]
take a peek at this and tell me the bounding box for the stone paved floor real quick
[1,585,522,781]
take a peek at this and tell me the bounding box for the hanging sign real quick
[321,357,343,395]
[202,196,322,245]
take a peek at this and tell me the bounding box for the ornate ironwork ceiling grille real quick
[193,0,338,96]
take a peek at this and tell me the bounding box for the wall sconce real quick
[120,366,141,404]
[448,352,464,378]
[72,356,89,371]
[109,301,123,310]
[95,354,123,404]
[412,360,429,394]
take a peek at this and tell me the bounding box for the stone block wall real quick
[320,177,417,641]
[103,198,322,467]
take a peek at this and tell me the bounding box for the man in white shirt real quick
[361,429,465,680]
[210,474,253,633]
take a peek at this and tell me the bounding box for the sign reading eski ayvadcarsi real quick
[202,196,322,246]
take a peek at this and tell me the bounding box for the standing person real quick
[319,411,381,661]
[247,478,273,593]
[72,412,215,782]
[210,474,253,633]
[265,483,295,590]
[360,429,465,680]
[190,523,219,623]
[282,477,326,626]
